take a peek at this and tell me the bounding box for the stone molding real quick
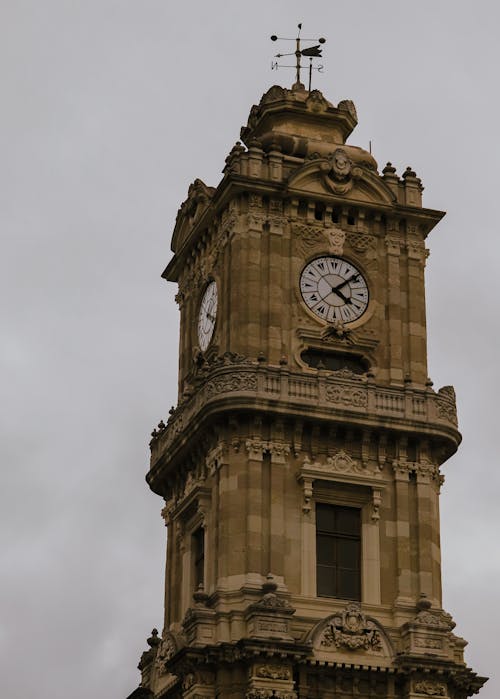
[149,364,459,471]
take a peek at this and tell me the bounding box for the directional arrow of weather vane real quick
[271,23,326,91]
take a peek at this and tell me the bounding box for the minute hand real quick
[331,273,359,294]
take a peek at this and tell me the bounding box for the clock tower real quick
[128,83,487,699]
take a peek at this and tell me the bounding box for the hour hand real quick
[331,287,351,304]
[331,273,359,294]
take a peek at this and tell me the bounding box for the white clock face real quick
[197,281,218,351]
[300,256,369,324]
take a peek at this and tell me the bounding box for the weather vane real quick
[271,23,326,92]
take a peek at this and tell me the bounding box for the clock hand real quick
[331,273,360,293]
[331,287,352,304]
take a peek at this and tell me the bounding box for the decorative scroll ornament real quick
[320,604,382,652]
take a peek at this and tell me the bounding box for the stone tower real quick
[128,84,487,699]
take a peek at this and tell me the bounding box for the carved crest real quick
[319,604,382,652]
[330,148,352,181]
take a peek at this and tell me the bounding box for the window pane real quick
[317,534,335,565]
[337,539,360,569]
[316,503,335,533]
[336,507,360,535]
[317,565,336,597]
[338,569,360,600]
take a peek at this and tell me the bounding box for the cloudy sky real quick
[1,2,498,697]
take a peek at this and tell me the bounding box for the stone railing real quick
[149,363,459,465]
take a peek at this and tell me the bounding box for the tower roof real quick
[240,84,374,169]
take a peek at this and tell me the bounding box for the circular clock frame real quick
[300,256,369,325]
[197,280,218,352]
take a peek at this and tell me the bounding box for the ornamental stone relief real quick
[414,680,447,696]
[293,223,346,256]
[205,372,257,397]
[303,450,364,475]
[155,632,183,675]
[347,232,376,254]
[318,604,383,653]
[325,384,368,408]
[255,664,291,680]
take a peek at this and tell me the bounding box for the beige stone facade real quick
[127,85,487,699]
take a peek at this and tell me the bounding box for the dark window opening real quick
[347,209,356,226]
[316,503,361,600]
[297,200,308,218]
[301,349,369,374]
[314,203,325,221]
[193,527,205,590]
[331,208,340,224]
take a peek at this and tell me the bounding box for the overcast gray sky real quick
[1,2,498,697]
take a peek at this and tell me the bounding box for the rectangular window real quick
[192,527,205,590]
[316,503,361,600]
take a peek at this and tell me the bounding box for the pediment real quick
[171,178,216,253]
[287,150,396,206]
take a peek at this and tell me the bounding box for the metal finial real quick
[270,23,326,91]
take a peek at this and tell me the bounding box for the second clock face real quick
[300,256,369,324]
[197,281,218,352]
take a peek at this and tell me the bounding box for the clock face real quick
[300,256,369,324]
[197,281,218,352]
